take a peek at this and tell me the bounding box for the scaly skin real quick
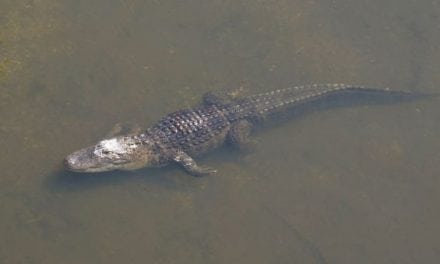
[64,84,428,176]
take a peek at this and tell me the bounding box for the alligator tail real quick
[225,84,434,121]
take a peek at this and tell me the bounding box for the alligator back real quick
[148,106,231,156]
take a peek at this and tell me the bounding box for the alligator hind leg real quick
[227,120,254,152]
[172,150,217,177]
[202,87,246,106]
[202,91,231,105]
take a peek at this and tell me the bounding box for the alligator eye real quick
[102,150,110,154]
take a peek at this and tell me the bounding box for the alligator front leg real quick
[172,150,217,176]
[104,123,142,138]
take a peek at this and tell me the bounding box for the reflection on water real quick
[1,0,440,263]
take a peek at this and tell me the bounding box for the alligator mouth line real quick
[63,159,102,172]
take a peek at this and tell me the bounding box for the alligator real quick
[64,83,431,176]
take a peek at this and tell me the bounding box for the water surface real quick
[1,0,440,263]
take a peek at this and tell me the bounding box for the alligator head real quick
[64,135,157,173]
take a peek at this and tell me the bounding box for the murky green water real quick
[1,0,440,263]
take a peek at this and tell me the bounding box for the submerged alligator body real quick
[64,84,428,176]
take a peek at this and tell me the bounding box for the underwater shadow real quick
[43,164,182,193]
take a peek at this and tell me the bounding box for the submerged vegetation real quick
[0,1,59,84]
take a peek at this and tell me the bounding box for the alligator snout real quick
[64,152,84,172]
[64,154,80,171]
[64,146,98,172]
